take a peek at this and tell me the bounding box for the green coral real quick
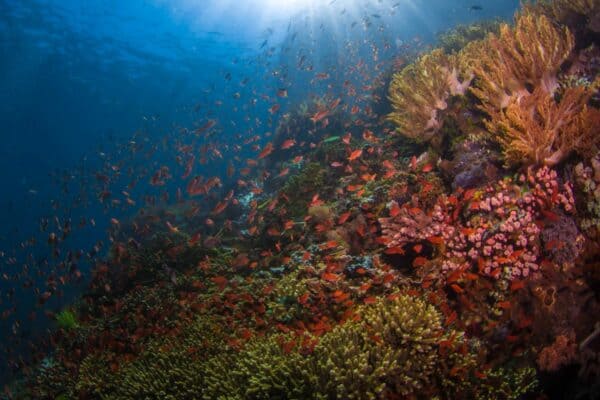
[474,366,538,400]
[111,317,226,399]
[76,354,118,398]
[55,309,79,330]
[266,270,311,323]
[312,322,392,399]
[203,335,313,400]
[360,294,445,396]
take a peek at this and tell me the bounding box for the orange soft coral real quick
[387,49,472,142]
[491,85,600,166]
[468,12,574,116]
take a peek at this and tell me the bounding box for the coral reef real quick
[574,154,600,239]
[387,49,472,143]
[490,84,600,166]
[436,19,503,54]
[537,329,579,372]
[15,2,600,399]
[468,12,574,115]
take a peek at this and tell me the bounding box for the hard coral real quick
[313,293,469,399]
[203,334,313,400]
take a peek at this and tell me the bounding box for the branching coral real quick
[387,49,472,142]
[312,322,391,399]
[491,85,600,166]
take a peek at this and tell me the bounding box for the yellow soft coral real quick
[387,49,472,142]
[492,84,600,166]
[468,12,574,116]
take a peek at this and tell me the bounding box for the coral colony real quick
[8,1,600,398]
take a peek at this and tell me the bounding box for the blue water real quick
[0,0,519,386]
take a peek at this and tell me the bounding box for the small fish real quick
[258,142,274,159]
[329,97,341,110]
[310,110,328,123]
[469,5,483,11]
[269,104,280,114]
[280,139,296,150]
[348,149,363,161]
[277,88,288,98]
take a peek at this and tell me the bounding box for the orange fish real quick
[389,201,402,217]
[410,155,417,170]
[211,201,228,215]
[310,110,328,123]
[362,129,378,143]
[258,142,274,159]
[348,149,363,161]
[189,232,201,245]
[321,272,341,282]
[412,256,428,267]
[351,105,359,114]
[427,236,445,245]
[363,296,377,305]
[211,275,228,290]
[269,104,280,114]
[280,139,296,150]
[277,167,290,178]
[329,97,341,110]
[385,246,405,255]
[342,132,352,145]
[337,211,351,224]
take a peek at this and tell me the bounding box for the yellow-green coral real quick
[312,320,395,399]
[266,270,311,323]
[361,294,444,395]
[203,335,313,400]
[76,354,118,398]
[75,316,227,400]
[388,49,472,142]
[474,366,538,400]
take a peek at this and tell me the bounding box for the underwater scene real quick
[1,0,599,398]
